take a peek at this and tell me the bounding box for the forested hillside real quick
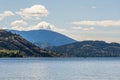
[50,41,120,57]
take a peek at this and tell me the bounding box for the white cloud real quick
[91,6,96,9]
[28,21,55,30]
[11,20,27,26]
[83,27,95,31]
[27,21,64,32]
[0,26,7,29]
[0,11,15,21]
[11,20,27,30]
[72,26,95,31]
[72,26,82,30]
[72,20,120,27]
[16,5,49,19]
[90,27,95,30]
[11,21,64,32]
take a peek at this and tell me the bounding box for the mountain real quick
[10,30,76,48]
[50,41,120,57]
[0,30,60,57]
[1,30,120,57]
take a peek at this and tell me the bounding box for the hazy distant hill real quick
[50,41,120,57]
[0,30,60,57]
[11,30,76,48]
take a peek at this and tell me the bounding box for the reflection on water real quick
[0,58,120,80]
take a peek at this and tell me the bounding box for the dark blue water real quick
[0,58,120,80]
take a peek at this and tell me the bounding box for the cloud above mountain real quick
[0,11,15,21]
[72,20,120,27]
[0,4,64,33]
[11,21,64,32]
[16,5,49,19]
[27,21,65,31]
[9,4,65,32]
[11,20,27,26]
[11,20,27,30]
[28,21,55,30]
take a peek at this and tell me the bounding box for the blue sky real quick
[0,0,120,42]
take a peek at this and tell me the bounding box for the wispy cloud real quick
[91,6,96,9]
[79,6,97,9]
[72,20,120,27]
[0,11,15,21]
[16,5,49,19]
[72,26,95,31]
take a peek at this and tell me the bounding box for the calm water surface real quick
[0,58,120,80]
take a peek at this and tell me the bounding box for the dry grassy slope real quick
[0,30,53,57]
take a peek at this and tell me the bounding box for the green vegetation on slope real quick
[0,50,24,57]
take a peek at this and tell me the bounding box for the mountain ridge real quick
[0,30,60,57]
[10,30,76,48]
[49,40,120,57]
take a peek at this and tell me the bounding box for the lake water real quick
[0,58,120,80]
